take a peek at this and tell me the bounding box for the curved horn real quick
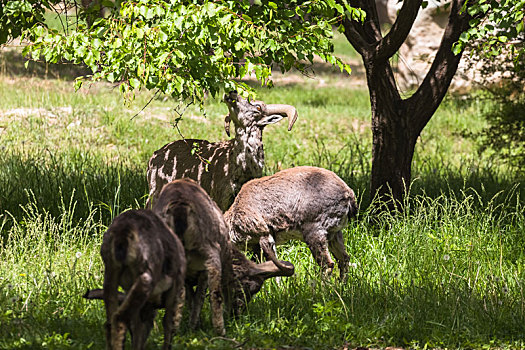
[259,235,294,274]
[251,260,295,277]
[265,104,298,131]
[224,114,231,137]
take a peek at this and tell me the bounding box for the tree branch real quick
[342,17,372,57]
[374,0,423,61]
[342,0,383,60]
[406,0,473,133]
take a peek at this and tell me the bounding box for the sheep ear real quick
[83,288,104,300]
[249,260,294,278]
[224,114,231,137]
[256,114,284,127]
[83,288,126,303]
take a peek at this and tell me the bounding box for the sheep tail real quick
[112,223,139,264]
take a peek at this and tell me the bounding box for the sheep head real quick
[230,247,294,315]
[223,91,298,137]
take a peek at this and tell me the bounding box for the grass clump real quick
[0,197,105,349]
[2,190,524,349]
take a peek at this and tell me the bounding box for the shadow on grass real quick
[0,141,522,231]
[0,316,105,349]
[342,279,525,347]
[0,49,90,81]
[0,150,147,227]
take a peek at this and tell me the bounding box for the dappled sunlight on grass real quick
[0,42,524,348]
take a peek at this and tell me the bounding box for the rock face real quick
[384,0,457,90]
[383,0,490,93]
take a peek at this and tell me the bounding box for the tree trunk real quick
[343,0,473,211]
[365,60,417,208]
[369,109,418,207]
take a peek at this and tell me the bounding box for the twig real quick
[209,336,247,348]
[130,90,160,120]
[171,102,212,169]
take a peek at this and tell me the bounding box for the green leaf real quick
[139,5,147,17]
[138,63,145,77]
[173,76,184,93]
[135,28,144,39]
[459,32,470,43]
[92,38,102,49]
[234,41,243,51]
[74,78,83,91]
[113,38,123,48]
[158,52,169,65]
[129,78,140,88]
[146,7,156,19]
[452,42,462,55]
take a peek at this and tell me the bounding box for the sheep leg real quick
[304,228,335,276]
[103,268,123,350]
[206,252,225,335]
[328,230,350,280]
[259,235,292,273]
[260,235,277,261]
[112,272,154,350]
[173,279,186,335]
[189,272,208,330]
[259,235,283,283]
[129,305,156,350]
[161,280,185,350]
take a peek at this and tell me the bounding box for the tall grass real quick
[0,197,105,349]
[1,189,523,348]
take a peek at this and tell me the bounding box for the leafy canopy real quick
[0,0,52,44]
[454,0,524,60]
[21,0,361,104]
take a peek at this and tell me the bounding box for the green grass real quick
[0,48,524,349]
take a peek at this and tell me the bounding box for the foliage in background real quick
[463,42,525,175]
[456,0,524,59]
[23,0,359,104]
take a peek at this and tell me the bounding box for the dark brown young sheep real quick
[85,209,186,350]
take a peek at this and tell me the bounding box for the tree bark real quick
[343,0,473,210]
[365,61,415,207]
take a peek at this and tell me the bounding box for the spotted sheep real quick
[225,166,358,279]
[146,91,298,211]
[84,209,186,350]
[152,178,294,335]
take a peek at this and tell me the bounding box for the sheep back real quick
[147,139,238,211]
[226,166,357,245]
